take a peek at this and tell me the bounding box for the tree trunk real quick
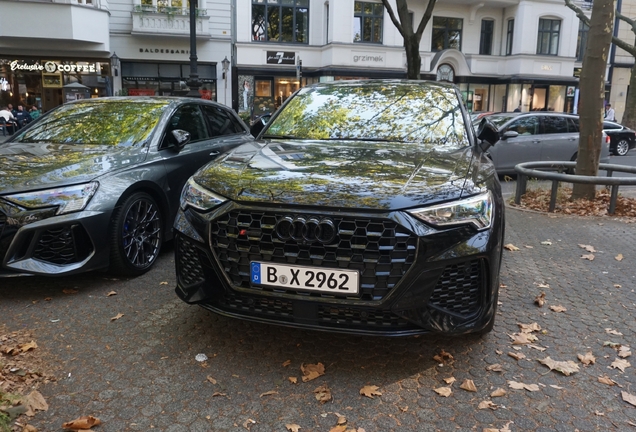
[405,37,422,79]
[572,0,614,200]
[620,58,636,128]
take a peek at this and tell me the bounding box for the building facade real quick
[608,0,636,122]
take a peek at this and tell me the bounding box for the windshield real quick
[264,82,470,149]
[11,100,169,146]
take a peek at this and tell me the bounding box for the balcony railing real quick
[132,6,210,36]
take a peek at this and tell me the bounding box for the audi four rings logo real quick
[275,216,336,243]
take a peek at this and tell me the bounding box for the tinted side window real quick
[166,105,209,144]
[507,116,539,135]
[603,122,621,129]
[567,118,579,133]
[543,116,568,134]
[201,106,244,137]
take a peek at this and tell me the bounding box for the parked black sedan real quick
[0,97,253,277]
[174,80,505,336]
[603,120,636,156]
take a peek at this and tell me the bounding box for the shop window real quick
[479,19,494,55]
[431,17,463,52]
[353,1,384,43]
[255,80,272,97]
[274,77,300,107]
[251,0,309,44]
[506,19,514,56]
[576,21,589,62]
[537,18,560,56]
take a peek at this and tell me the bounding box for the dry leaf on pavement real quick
[62,416,101,430]
[460,379,477,392]
[534,292,546,307]
[206,376,217,384]
[106,291,117,297]
[486,364,503,372]
[282,359,291,367]
[288,377,298,384]
[578,352,596,365]
[509,333,536,344]
[504,244,520,251]
[508,351,526,361]
[24,390,48,417]
[212,392,227,397]
[478,400,497,410]
[285,424,301,432]
[329,426,347,432]
[518,323,541,333]
[62,289,78,294]
[528,344,547,352]
[19,341,37,353]
[581,254,595,261]
[549,305,567,313]
[536,282,549,288]
[622,391,636,407]
[259,390,278,398]
[610,358,631,372]
[538,357,580,376]
[491,388,507,397]
[508,381,539,391]
[618,346,632,358]
[578,244,597,253]
[300,363,325,382]
[22,426,37,432]
[243,419,256,430]
[598,375,618,386]
[360,385,382,399]
[433,387,452,397]
[314,384,332,404]
[443,377,456,384]
[110,313,124,321]
[605,328,623,336]
[433,349,454,364]
[615,254,624,261]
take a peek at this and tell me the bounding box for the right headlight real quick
[180,178,227,211]
[407,191,493,230]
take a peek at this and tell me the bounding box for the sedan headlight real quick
[408,192,493,230]
[3,182,99,215]
[180,178,227,211]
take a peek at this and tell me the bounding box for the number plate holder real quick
[250,262,359,295]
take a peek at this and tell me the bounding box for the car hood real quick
[193,140,474,210]
[0,142,147,195]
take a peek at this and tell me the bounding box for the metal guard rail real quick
[514,161,636,214]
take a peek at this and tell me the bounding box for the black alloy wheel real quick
[109,192,163,276]
[616,139,630,156]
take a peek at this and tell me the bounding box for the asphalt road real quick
[2,207,636,432]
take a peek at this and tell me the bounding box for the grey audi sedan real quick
[0,97,253,277]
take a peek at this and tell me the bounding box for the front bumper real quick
[0,200,112,277]
[174,201,504,336]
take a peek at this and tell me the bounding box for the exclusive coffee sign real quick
[9,60,101,74]
[266,51,296,65]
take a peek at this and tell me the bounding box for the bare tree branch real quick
[381,0,405,39]
[416,0,437,39]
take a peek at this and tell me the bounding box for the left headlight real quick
[180,177,227,211]
[3,182,99,215]
[408,191,493,230]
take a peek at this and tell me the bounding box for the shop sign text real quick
[266,51,296,65]
[352,52,386,66]
[139,48,189,54]
[10,60,100,74]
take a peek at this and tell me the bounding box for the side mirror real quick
[171,129,191,151]
[477,118,499,151]
[501,130,519,139]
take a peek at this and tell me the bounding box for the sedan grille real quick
[32,224,92,265]
[210,210,418,301]
[428,260,483,316]
[317,306,412,329]
[177,236,206,287]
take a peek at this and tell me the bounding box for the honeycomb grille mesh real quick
[177,237,206,287]
[210,210,418,301]
[219,292,294,317]
[428,260,483,316]
[317,306,412,329]
[33,226,77,265]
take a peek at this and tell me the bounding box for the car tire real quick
[109,192,163,276]
[616,139,630,156]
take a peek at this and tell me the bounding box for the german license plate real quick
[250,262,359,294]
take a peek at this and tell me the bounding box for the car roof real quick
[486,112,578,119]
[303,79,458,91]
[64,96,225,108]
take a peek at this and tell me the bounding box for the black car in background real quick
[0,97,253,277]
[174,80,504,336]
[603,120,636,156]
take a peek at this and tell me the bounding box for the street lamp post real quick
[221,56,230,106]
[186,0,201,98]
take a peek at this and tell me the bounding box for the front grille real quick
[218,292,294,318]
[317,306,412,329]
[177,237,206,287]
[210,210,418,301]
[428,260,483,316]
[32,224,92,265]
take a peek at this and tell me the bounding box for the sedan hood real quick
[0,142,147,195]
[193,140,473,210]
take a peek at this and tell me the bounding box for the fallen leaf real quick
[534,292,546,307]
[611,358,631,372]
[44,297,52,301]
[604,341,621,348]
[336,415,346,425]
[615,254,624,261]
[518,322,541,333]
[504,244,520,251]
[106,291,117,297]
[282,360,291,367]
[528,344,547,352]
[212,392,227,397]
[491,388,507,397]
[578,244,597,253]
[460,379,477,392]
[486,364,503,372]
[19,341,37,353]
[259,390,278,397]
[433,387,452,397]
[110,313,124,321]
[360,385,382,399]
[598,375,618,386]
[62,416,101,430]
[300,363,325,382]
[549,305,567,313]
[433,349,454,364]
[622,391,636,407]
[483,429,499,432]
[22,426,37,432]
[24,391,48,417]
[399,406,408,412]
[541,240,552,245]
[329,426,346,432]
[605,328,623,336]
[314,384,332,403]
[509,333,535,345]
[478,400,497,410]
[614,284,622,288]
[206,376,217,384]
[578,352,596,365]
[443,377,456,384]
[581,254,595,261]
[285,424,301,432]
[618,346,632,358]
[288,377,298,384]
[525,245,534,249]
[536,282,550,288]
[160,281,168,285]
[62,289,78,294]
[549,385,563,389]
[538,357,580,376]
[508,381,539,391]
[595,411,605,416]
[243,418,256,430]
[508,351,526,361]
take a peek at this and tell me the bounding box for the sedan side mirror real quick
[477,118,499,151]
[171,129,191,151]
[501,130,519,140]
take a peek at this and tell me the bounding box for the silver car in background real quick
[482,112,611,174]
